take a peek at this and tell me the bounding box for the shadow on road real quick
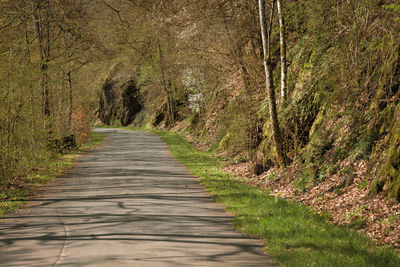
[0,129,274,267]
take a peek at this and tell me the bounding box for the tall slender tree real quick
[258,0,287,167]
[277,0,287,103]
[32,0,51,119]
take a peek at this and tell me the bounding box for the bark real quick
[277,0,287,103]
[258,0,287,167]
[41,71,50,116]
[25,23,32,61]
[32,1,50,118]
[67,71,72,131]
[158,39,174,124]
[25,22,37,144]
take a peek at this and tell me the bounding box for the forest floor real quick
[223,160,400,251]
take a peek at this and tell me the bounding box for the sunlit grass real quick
[0,132,106,217]
[155,130,400,267]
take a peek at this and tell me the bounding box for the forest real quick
[1,0,400,251]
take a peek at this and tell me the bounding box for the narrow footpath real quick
[0,128,274,266]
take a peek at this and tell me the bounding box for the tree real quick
[258,0,287,167]
[0,0,103,184]
[31,0,51,119]
[277,0,287,103]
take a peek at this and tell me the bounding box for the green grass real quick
[0,132,106,217]
[80,132,107,150]
[153,129,400,267]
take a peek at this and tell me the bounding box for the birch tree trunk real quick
[258,0,287,167]
[277,0,287,103]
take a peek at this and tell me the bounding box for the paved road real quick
[0,129,275,266]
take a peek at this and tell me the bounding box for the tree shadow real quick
[0,129,274,266]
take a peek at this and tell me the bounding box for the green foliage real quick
[383,4,400,11]
[348,216,368,229]
[382,4,400,22]
[300,128,333,166]
[333,147,349,163]
[278,84,324,157]
[206,90,261,158]
[352,127,380,160]
[295,166,316,192]
[346,206,368,229]
[358,179,369,190]
[275,0,400,202]
[317,164,337,182]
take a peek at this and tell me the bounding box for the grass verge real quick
[0,132,106,217]
[154,129,400,267]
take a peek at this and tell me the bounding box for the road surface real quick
[0,128,275,266]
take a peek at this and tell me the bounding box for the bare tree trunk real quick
[67,71,72,131]
[32,1,50,119]
[258,0,287,167]
[158,39,174,125]
[277,0,287,103]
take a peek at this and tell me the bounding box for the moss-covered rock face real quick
[97,64,142,126]
[376,104,400,201]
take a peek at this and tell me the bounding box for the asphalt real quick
[0,128,275,266]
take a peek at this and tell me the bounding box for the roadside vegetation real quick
[92,0,400,249]
[0,132,105,217]
[155,129,400,266]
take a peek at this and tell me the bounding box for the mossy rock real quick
[218,132,231,150]
[375,104,400,201]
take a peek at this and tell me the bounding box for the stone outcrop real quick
[97,64,142,126]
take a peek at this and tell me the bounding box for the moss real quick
[308,107,325,138]
[332,146,349,163]
[377,103,396,135]
[218,132,231,150]
[259,138,277,165]
[295,165,317,192]
[375,104,400,201]
[260,121,279,166]
[300,127,333,166]
[351,127,380,160]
